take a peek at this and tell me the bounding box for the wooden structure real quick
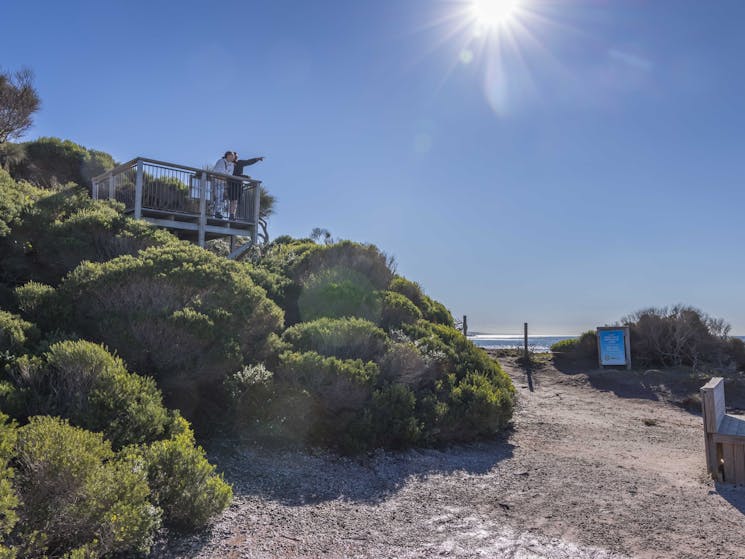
[92,157,261,259]
[596,326,632,370]
[701,377,745,483]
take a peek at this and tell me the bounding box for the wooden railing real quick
[92,157,261,247]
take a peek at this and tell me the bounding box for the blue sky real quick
[4,0,745,334]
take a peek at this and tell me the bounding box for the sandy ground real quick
[155,355,745,558]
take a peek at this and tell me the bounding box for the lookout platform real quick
[92,157,261,259]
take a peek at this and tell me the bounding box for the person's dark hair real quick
[224,150,233,158]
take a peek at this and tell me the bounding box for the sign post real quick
[596,326,631,370]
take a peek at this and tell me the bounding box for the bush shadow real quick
[208,437,515,507]
[552,356,711,412]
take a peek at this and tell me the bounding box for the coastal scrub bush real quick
[276,351,378,446]
[14,416,160,558]
[346,383,423,451]
[282,317,389,362]
[379,290,422,330]
[378,341,440,388]
[297,267,382,323]
[0,310,39,354]
[550,330,597,361]
[0,168,40,239]
[57,242,283,415]
[9,137,115,189]
[14,340,175,449]
[622,305,733,367]
[388,277,454,327]
[0,413,18,559]
[130,417,232,531]
[2,183,176,286]
[439,372,514,440]
[13,281,60,333]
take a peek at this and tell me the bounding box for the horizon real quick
[4,0,745,333]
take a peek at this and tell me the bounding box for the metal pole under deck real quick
[198,171,207,247]
[134,160,144,219]
[252,182,261,245]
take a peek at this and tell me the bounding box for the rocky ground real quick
[154,354,745,558]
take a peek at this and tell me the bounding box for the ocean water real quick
[469,334,745,353]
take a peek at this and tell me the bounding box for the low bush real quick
[57,243,283,416]
[380,290,422,330]
[550,330,597,360]
[14,416,160,558]
[297,267,382,323]
[14,340,175,449]
[13,282,60,333]
[388,277,454,327]
[440,372,515,440]
[346,383,422,452]
[378,341,440,388]
[282,317,388,362]
[622,305,733,368]
[9,137,115,189]
[0,413,18,559]
[130,417,232,531]
[276,351,378,447]
[0,310,39,355]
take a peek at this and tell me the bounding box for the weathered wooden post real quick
[462,315,468,337]
[524,322,529,360]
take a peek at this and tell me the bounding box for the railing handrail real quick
[92,157,261,187]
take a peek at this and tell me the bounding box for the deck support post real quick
[134,160,144,219]
[108,174,115,201]
[198,171,207,247]
[252,183,261,245]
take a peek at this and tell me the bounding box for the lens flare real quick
[471,0,522,28]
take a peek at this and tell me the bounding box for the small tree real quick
[0,68,40,144]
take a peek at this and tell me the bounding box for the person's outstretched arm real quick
[235,157,264,167]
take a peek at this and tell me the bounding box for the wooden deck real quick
[92,157,261,257]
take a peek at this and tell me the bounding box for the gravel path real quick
[155,356,745,558]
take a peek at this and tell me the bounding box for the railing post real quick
[108,173,115,201]
[134,160,144,219]
[252,182,261,245]
[92,177,99,200]
[198,171,207,247]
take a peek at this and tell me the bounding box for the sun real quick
[470,0,522,28]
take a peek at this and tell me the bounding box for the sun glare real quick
[471,0,522,28]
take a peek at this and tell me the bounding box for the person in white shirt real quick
[211,151,236,218]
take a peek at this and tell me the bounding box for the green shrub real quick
[441,372,515,440]
[13,281,59,332]
[297,267,382,323]
[131,418,232,531]
[277,351,378,446]
[224,363,276,426]
[282,317,388,362]
[57,243,284,415]
[0,310,39,354]
[14,416,160,558]
[401,320,510,386]
[15,340,175,449]
[294,241,393,289]
[0,168,41,239]
[0,413,18,559]
[388,277,454,327]
[380,290,422,330]
[378,341,440,388]
[550,330,597,360]
[346,384,422,452]
[9,137,115,189]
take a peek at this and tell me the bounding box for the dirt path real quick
[156,357,745,558]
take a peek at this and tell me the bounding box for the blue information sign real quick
[598,329,627,366]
